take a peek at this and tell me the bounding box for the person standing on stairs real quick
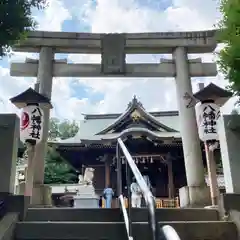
[143,172,152,191]
[142,171,152,207]
[103,185,114,208]
[130,178,142,208]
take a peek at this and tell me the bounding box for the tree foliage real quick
[0,0,47,56]
[48,118,79,141]
[218,0,240,99]
[44,147,78,184]
[44,118,79,184]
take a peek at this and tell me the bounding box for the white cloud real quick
[0,66,35,114]
[36,0,72,31]
[0,0,236,121]
[0,0,74,118]
[69,0,233,115]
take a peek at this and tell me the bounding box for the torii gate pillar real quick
[174,47,210,207]
[31,47,53,206]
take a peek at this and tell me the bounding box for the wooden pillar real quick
[167,159,174,198]
[81,165,85,175]
[104,156,110,187]
[204,143,219,206]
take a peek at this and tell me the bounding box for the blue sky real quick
[0,0,235,120]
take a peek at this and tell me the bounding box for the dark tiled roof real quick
[193,83,232,101]
[10,88,52,108]
[83,111,179,120]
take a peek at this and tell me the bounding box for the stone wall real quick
[0,114,19,195]
[218,115,240,193]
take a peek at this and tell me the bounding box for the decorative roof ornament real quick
[131,109,141,121]
[127,95,144,109]
[95,95,177,135]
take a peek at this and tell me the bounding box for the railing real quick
[0,200,6,220]
[156,198,179,208]
[161,225,181,240]
[119,194,133,240]
[102,197,179,209]
[116,138,158,240]
[116,138,182,240]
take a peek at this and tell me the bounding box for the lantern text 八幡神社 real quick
[20,105,44,144]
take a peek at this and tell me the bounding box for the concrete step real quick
[25,207,219,222]
[15,221,237,240]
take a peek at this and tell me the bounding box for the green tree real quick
[44,118,79,184]
[44,147,78,184]
[218,0,240,99]
[49,118,79,140]
[0,0,47,56]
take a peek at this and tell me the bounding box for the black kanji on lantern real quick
[29,107,43,140]
[202,104,220,134]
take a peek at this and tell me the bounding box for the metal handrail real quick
[117,138,158,240]
[161,225,181,240]
[0,200,6,220]
[119,194,133,240]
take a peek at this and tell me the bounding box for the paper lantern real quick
[196,102,220,141]
[20,105,44,144]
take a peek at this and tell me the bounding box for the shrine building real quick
[52,96,223,207]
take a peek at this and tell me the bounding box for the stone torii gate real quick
[10,30,218,207]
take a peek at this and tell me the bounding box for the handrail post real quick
[116,143,122,206]
[126,162,132,237]
[148,195,158,240]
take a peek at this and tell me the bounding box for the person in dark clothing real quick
[99,196,103,208]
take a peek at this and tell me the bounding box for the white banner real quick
[20,105,44,144]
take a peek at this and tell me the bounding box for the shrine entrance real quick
[112,152,186,199]
[105,136,186,208]
[11,30,218,206]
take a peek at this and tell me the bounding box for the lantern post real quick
[10,88,52,202]
[194,83,232,206]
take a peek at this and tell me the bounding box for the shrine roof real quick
[51,96,181,146]
[77,113,180,138]
[54,128,181,146]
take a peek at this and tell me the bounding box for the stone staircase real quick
[14,208,238,240]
